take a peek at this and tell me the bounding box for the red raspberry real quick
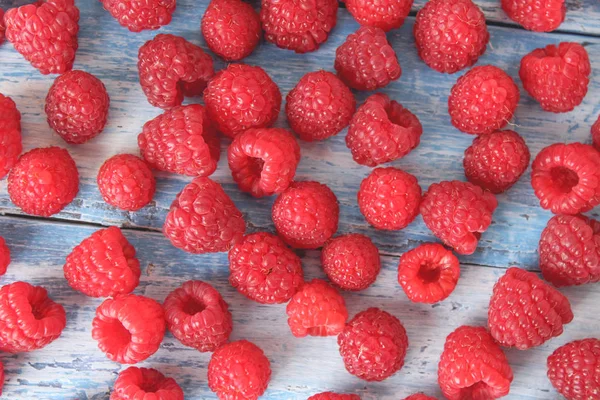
[438,326,513,400]
[346,94,422,166]
[398,243,460,304]
[63,226,141,298]
[208,340,271,400]
[286,279,348,337]
[346,0,412,32]
[463,130,530,193]
[260,0,338,53]
[520,43,591,113]
[488,267,574,350]
[201,0,261,61]
[8,147,79,217]
[308,393,361,400]
[334,26,401,91]
[92,294,166,364]
[321,234,381,291]
[357,167,422,230]
[0,237,9,276]
[338,307,408,381]
[0,281,66,353]
[0,9,5,46]
[531,143,600,214]
[163,177,246,254]
[539,214,600,287]
[0,93,22,179]
[110,366,184,400]
[547,338,600,400]
[286,71,356,142]
[414,0,489,74]
[97,154,155,211]
[593,115,600,150]
[138,34,214,109]
[404,395,438,400]
[272,181,339,249]
[100,0,176,32]
[448,66,520,135]
[502,0,565,32]
[420,180,497,255]
[228,128,301,197]
[229,232,304,304]
[204,64,281,138]
[163,280,233,352]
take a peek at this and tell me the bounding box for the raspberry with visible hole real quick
[547,338,600,400]
[0,93,22,179]
[346,0,413,31]
[502,0,565,32]
[100,0,176,32]
[110,366,184,400]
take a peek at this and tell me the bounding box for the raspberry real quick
[404,395,438,400]
[547,338,600,400]
[92,294,166,364]
[398,243,460,304]
[346,0,413,32]
[338,307,408,381]
[357,167,422,230]
[593,115,600,150]
[520,43,591,113]
[45,70,110,144]
[8,147,79,217]
[346,94,422,166]
[163,280,233,352]
[502,0,565,32]
[229,232,304,304]
[286,71,356,142]
[0,9,4,45]
[201,0,261,61]
[414,0,489,74]
[0,281,66,353]
[0,237,9,276]
[488,267,574,350]
[0,93,22,179]
[308,393,361,400]
[334,27,401,91]
[531,143,600,214]
[100,0,176,32]
[97,154,155,211]
[539,214,600,287]
[208,340,271,400]
[420,180,498,255]
[138,34,214,109]
[438,326,513,400]
[138,104,220,177]
[321,234,381,291]
[286,279,348,337]
[163,177,246,254]
[228,128,301,197]
[260,0,338,53]
[4,0,79,75]
[448,66,520,135]
[272,181,339,249]
[463,130,530,193]
[111,367,183,400]
[204,64,281,138]
[63,226,141,298]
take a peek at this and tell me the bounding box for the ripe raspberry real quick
[488,267,574,350]
[0,93,22,179]
[520,43,591,113]
[502,0,565,32]
[438,326,513,400]
[286,71,356,142]
[227,128,301,197]
[63,226,141,298]
[414,0,489,74]
[0,237,9,276]
[208,340,271,400]
[463,130,530,193]
[358,167,422,230]
[201,0,261,61]
[404,394,438,400]
[0,9,4,46]
[547,338,600,400]
[204,64,281,138]
[531,143,600,214]
[100,0,176,32]
[346,94,422,166]
[334,27,401,91]
[539,214,600,287]
[593,115,600,150]
[163,177,245,254]
[163,280,233,352]
[398,243,460,304]
[138,34,214,109]
[8,147,79,217]
[97,154,155,211]
[260,0,338,53]
[346,0,412,32]
[229,232,304,304]
[272,181,339,249]
[92,294,166,364]
[308,393,361,400]
[448,66,520,135]
[110,366,184,400]
[420,180,498,255]
[338,308,408,381]
[0,281,66,353]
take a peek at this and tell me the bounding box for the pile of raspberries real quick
[0,0,599,399]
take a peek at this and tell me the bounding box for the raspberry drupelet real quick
[110,366,184,400]
[0,93,22,179]
[100,0,176,32]
[346,0,413,32]
[0,237,9,276]
[502,0,565,32]
[547,338,600,400]
[309,393,361,400]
